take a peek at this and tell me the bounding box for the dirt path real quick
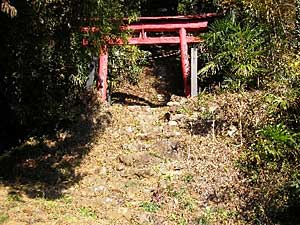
[73,106,241,224]
[0,66,244,225]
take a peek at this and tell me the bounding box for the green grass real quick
[7,192,22,202]
[60,195,73,204]
[197,216,210,225]
[0,214,9,224]
[183,173,194,183]
[195,207,238,225]
[140,201,160,213]
[169,214,189,225]
[42,199,59,210]
[196,210,213,225]
[78,207,97,219]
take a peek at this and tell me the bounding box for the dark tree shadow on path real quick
[0,94,112,200]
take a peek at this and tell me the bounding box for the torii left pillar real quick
[97,45,108,102]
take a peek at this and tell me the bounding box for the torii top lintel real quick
[81,14,216,45]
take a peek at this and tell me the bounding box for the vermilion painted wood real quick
[98,46,108,102]
[123,36,202,45]
[82,38,89,46]
[81,26,100,33]
[123,21,208,32]
[179,28,191,97]
[82,21,208,33]
[82,36,203,46]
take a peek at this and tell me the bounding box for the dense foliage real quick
[1,0,86,149]
[197,0,300,223]
[109,45,150,89]
[199,15,266,90]
[0,0,143,150]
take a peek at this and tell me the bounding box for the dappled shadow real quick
[110,56,185,107]
[111,54,185,107]
[0,94,112,200]
[111,92,165,107]
[272,199,300,225]
[110,46,187,107]
[151,53,185,97]
[238,183,300,225]
[186,119,228,136]
[237,101,300,224]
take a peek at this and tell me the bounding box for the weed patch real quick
[140,201,160,213]
[78,207,97,219]
[0,214,8,224]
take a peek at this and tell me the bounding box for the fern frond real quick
[198,61,218,76]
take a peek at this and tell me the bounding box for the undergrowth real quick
[195,4,300,222]
[195,85,300,224]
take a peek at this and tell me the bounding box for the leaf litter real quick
[0,66,265,224]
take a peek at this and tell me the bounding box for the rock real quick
[179,98,188,104]
[118,155,134,166]
[118,152,154,167]
[137,213,151,224]
[128,106,142,111]
[142,106,152,113]
[93,185,106,192]
[168,121,178,126]
[122,143,148,151]
[152,140,181,158]
[116,165,125,171]
[126,127,134,133]
[103,197,113,204]
[171,114,185,121]
[168,105,179,113]
[170,94,183,102]
[227,125,238,137]
[134,169,152,178]
[118,207,128,216]
[174,132,181,136]
[167,101,181,106]
[157,94,165,101]
[133,153,152,164]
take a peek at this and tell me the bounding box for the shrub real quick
[108,45,150,90]
[240,123,300,223]
[198,15,266,90]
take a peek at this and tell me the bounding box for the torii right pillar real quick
[179,27,191,97]
[98,45,108,102]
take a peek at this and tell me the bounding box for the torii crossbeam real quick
[82,14,216,102]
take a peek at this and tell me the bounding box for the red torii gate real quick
[82,14,216,102]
